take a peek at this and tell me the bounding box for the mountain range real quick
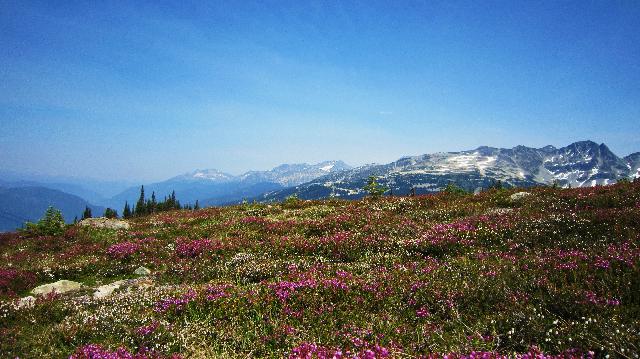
[106,160,352,209]
[256,141,640,202]
[1,141,638,232]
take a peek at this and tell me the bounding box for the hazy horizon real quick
[2,1,639,182]
[1,139,638,184]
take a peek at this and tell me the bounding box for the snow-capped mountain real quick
[257,141,639,202]
[239,161,351,187]
[626,153,640,179]
[107,161,351,208]
[167,169,236,183]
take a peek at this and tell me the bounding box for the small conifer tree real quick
[364,176,388,199]
[23,206,66,236]
[123,201,132,218]
[135,185,146,216]
[150,192,157,213]
[104,208,118,219]
[443,182,467,195]
[82,206,92,220]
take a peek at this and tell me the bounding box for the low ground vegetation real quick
[1,182,640,358]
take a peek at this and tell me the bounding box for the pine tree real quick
[104,208,118,219]
[135,185,146,217]
[23,206,67,236]
[82,206,92,220]
[150,192,157,213]
[170,191,177,209]
[194,200,200,210]
[123,201,132,219]
[363,176,388,199]
[490,180,503,190]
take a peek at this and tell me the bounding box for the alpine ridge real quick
[257,141,640,201]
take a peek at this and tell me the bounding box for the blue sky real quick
[1,1,639,181]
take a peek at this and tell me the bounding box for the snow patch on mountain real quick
[259,141,639,203]
[174,161,351,187]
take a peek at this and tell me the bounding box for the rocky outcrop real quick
[509,192,531,202]
[93,278,153,299]
[31,280,84,296]
[93,280,127,299]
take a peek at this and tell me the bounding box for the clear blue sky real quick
[1,1,639,181]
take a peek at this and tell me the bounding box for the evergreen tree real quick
[23,206,66,236]
[104,208,118,219]
[170,191,177,209]
[150,191,157,213]
[489,180,503,190]
[135,185,146,216]
[82,206,92,220]
[194,200,200,210]
[443,182,467,195]
[363,176,388,199]
[123,202,132,219]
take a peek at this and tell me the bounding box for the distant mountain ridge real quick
[256,141,640,202]
[2,142,638,231]
[0,186,104,232]
[107,160,352,208]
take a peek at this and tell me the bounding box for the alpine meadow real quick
[2,1,640,358]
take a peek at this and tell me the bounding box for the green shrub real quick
[21,206,67,236]
[443,182,467,195]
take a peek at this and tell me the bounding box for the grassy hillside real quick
[1,182,639,358]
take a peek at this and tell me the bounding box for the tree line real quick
[79,186,200,220]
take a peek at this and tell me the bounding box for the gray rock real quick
[509,192,531,201]
[78,217,130,230]
[134,266,151,276]
[93,280,127,299]
[17,296,36,309]
[31,280,84,296]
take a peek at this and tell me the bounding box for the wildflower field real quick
[1,182,640,358]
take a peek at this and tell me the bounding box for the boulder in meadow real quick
[93,280,127,299]
[31,280,83,296]
[509,191,531,202]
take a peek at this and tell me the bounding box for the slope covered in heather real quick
[1,181,639,358]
